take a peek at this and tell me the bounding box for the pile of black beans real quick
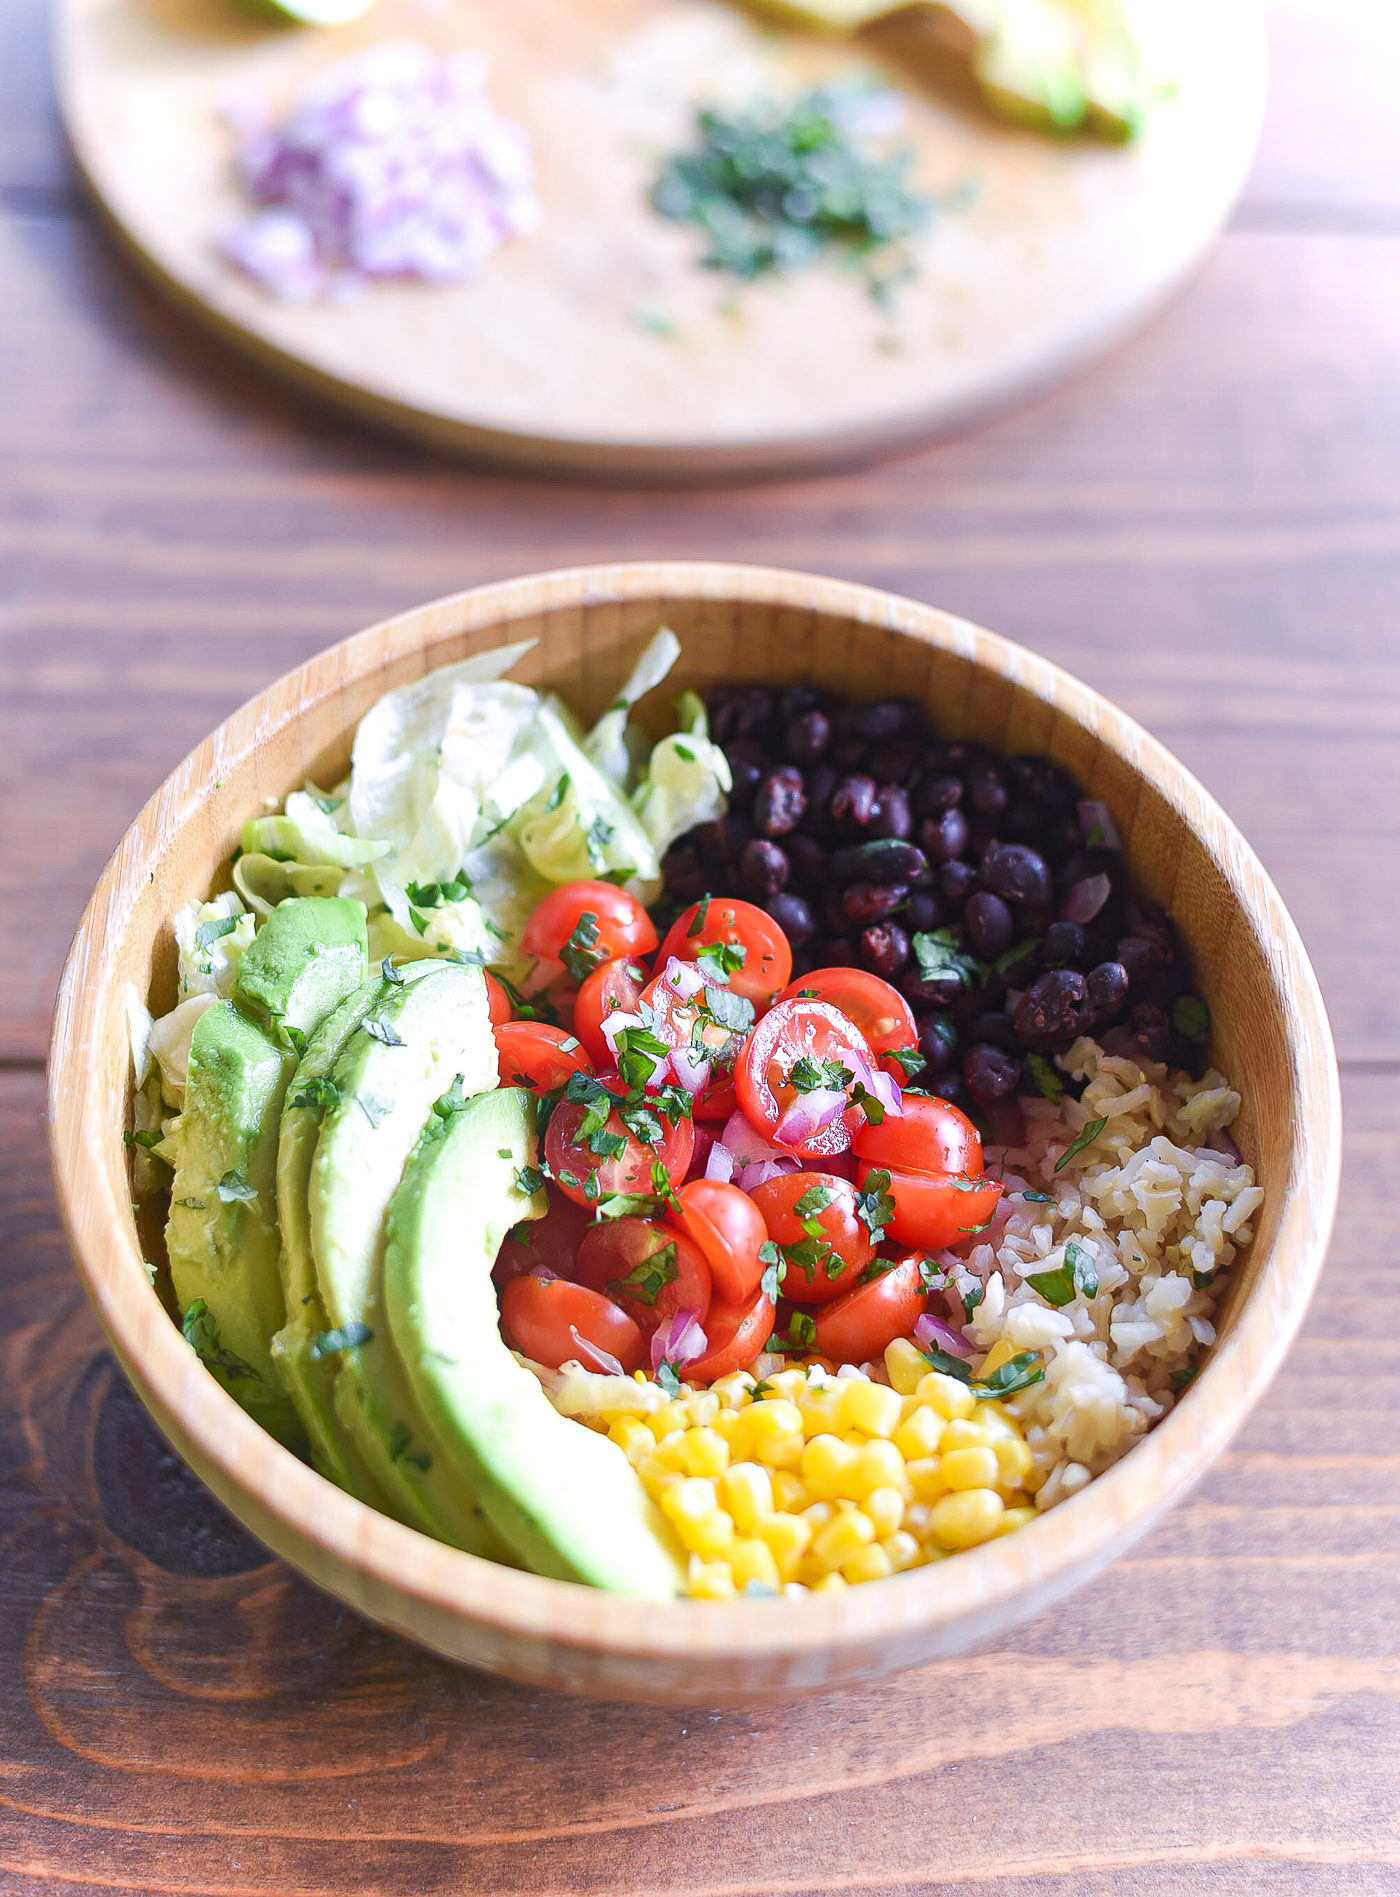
[656,683,1210,1126]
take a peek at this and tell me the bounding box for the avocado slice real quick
[233,896,369,1052]
[167,1002,305,1451]
[384,1088,685,1598]
[308,960,511,1559]
[272,978,394,1506]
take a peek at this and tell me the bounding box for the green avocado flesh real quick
[234,895,368,1050]
[167,1001,305,1450]
[306,960,511,1558]
[384,1088,685,1598]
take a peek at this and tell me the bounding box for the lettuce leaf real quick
[515,698,661,892]
[147,993,219,1106]
[172,892,255,1000]
[632,689,731,858]
[583,626,681,790]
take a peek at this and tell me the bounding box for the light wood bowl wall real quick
[47,564,1341,1703]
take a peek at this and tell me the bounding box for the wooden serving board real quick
[56,0,1265,478]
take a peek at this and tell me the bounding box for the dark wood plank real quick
[2,1064,1394,1895]
[4,213,1398,1063]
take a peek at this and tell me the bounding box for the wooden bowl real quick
[48,564,1341,1704]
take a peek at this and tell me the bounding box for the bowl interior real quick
[49,565,1340,1701]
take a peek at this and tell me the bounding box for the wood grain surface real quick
[3,0,1399,1885]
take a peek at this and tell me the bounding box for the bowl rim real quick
[47,561,1342,1680]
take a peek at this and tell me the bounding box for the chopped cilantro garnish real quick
[291,1075,340,1120]
[1027,1053,1065,1104]
[778,1311,817,1352]
[514,1164,546,1197]
[363,1013,404,1048]
[1173,994,1210,1039]
[545,772,571,814]
[656,1359,683,1398]
[1022,1190,1054,1204]
[1054,1117,1107,1172]
[794,1182,839,1218]
[961,1280,984,1320]
[124,1128,164,1151]
[849,1080,885,1126]
[695,939,746,983]
[357,1091,393,1128]
[912,928,981,990]
[215,1168,258,1204]
[993,936,1043,976]
[182,1299,260,1383]
[381,956,405,985]
[885,1044,927,1079]
[854,1169,895,1244]
[560,910,605,982]
[608,1244,679,1308]
[1170,1365,1198,1390]
[686,894,711,937]
[788,1054,851,1095]
[194,914,239,952]
[432,1075,470,1118]
[310,1321,372,1360]
[703,985,755,1035]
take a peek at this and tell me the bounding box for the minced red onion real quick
[669,1045,711,1094]
[601,1009,671,1087]
[222,42,540,301]
[662,956,706,1001]
[737,1157,799,1190]
[568,1327,626,1378]
[914,1312,973,1359]
[1078,800,1122,851]
[774,1087,847,1147]
[705,1140,737,1183]
[721,1109,790,1166]
[1061,873,1112,925]
[650,1308,707,1373]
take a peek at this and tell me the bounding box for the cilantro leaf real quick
[1173,994,1210,1039]
[182,1299,260,1383]
[961,1280,984,1320]
[607,1244,679,1308]
[1054,1117,1107,1172]
[973,1351,1045,1398]
[656,1359,683,1398]
[788,1054,851,1095]
[854,1168,895,1244]
[381,956,405,985]
[912,928,981,990]
[514,1164,546,1197]
[124,1128,164,1151]
[310,1320,372,1359]
[291,1076,340,1120]
[1027,1053,1065,1104]
[216,1168,258,1204]
[777,1311,817,1352]
[686,894,711,937]
[194,914,239,952]
[357,1091,394,1128]
[695,939,746,983]
[885,1045,927,1079]
[849,1080,885,1126]
[432,1075,470,1118]
[560,911,605,983]
[794,1182,839,1217]
[703,986,755,1035]
[363,1013,404,1048]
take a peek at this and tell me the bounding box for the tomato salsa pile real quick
[491,879,1003,1389]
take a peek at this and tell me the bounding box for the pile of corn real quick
[599,1338,1038,1598]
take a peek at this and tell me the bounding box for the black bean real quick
[871,784,913,842]
[1007,754,1077,811]
[982,841,1053,907]
[1117,933,1164,987]
[785,832,828,885]
[879,737,926,786]
[968,815,1000,860]
[729,686,780,743]
[780,684,822,723]
[1129,1001,1174,1063]
[740,839,789,900]
[1043,919,1088,968]
[919,806,970,863]
[1013,970,1094,1049]
[904,890,944,934]
[903,969,966,1010]
[800,763,839,833]
[994,937,1041,983]
[830,736,869,771]
[933,1071,976,1115]
[785,709,830,765]
[764,891,815,946]
[1002,797,1049,843]
[753,766,806,837]
[916,1012,959,1073]
[1057,847,1113,889]
[938,859,977,904]
[966,759,1011,819]
[661,844,707,903]
[830,773,879,828]
[822,937,858,968]
[963,1042,1024,1106]
[968,1010,1021,1055]
[695,813,751,866]
[860,923,910,977]
[829,839,927,885]
[964,890,1015,959]
[1088,960,1130,1015]
[915,771,964,817]
[842,880,909,926]
[823,884,852,934]
[725,748,764,812]
[853,698,916,743]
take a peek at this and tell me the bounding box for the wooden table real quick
[4,1,1398,1888]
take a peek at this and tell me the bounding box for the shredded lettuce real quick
[147,993,219,1105]
[514,698,661,891]
[232,853,357,918]
[632,689,732,858]
[172,892,255,1000]
[241,808,389,872]
[583,626,681,790]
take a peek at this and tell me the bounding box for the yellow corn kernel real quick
[796,1387,845,1438]
[688,1390,720,1426]
[660,1476,719,1527]
[904,1501,936,1539]
[811,1570,848,1594]
[649,1401,689,1438]
[974,1399,1016,1441]
[881,1530,922,1572]
[767,1368,808,1399]
[994,1505,1038,1537]
[801,1434,857,1496]
[979,1338,1018,1379]
[772,1469,807,1512]
[680,1426,731,1478]
[862,1485,906,1538]
[687,1555,737,1600]
[939,1417,989,1452]
[802,1500,834,1531]
[758,1430,806,1472]
[842,1542,894,1585]
[653,1431,692,1472]
[915,1369,976,1420]
[636,1456,681,1500]
[839,1377,905,1440]
[812,1507,877,1571]
[942,1444,1000,1491]
[690,1509,736,1558]
[729,1536,782,1591]
[755,1511,813,1581]
[711,1407,746,1445]
[905,1456,950,1504]
[929,1487,1005,1549]
[894,1406,945,1462]
[608,1416,654,1463]
[711,1372,754,1409]
[992,1437,1034,1486]
[848,1438,907,1500]
[720,1461,773,1534]
[884,1337,926,1396]
[745,1397,803,1441]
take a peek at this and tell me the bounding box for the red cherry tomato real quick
[485,972,514,1028]
[811,1254,928,1367]
[636,967,745,1120]
[572,957,648,1071]
[852,1093,985,1180]
[499,1274,645,1374]
[858,1162,1003,1251]
[747,1171,874,1306]
[667,1179,769,1305]
[575,1216,712,1340]
[734,997,876,1159]
[494,1020,592,1092]
[657,899,792,1010]
[493,1191,593,1286]
[544,1095,694,1209]
[683,1290,776,1382]
[777,967,917,1060]
[522,881,658,970]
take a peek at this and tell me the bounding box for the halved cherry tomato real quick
[857,1162,1003,1251]
[575,1216,712,1340]
[777,967,917,1060]
[852,1093,984,1180]
[522,881,658,971]
[494,1020,592,1092]
[657,899,792,1010]
[545,1093,694,1209]
[668,1179,768,1305]
[734,997,876,1159]
[499,1273,645,1374]
[637,966,744,1119]
[747,1171,874,1306]
[494,1192,593,1286]
[811,1254,927,1366]
[572,957,648,1071]
[485,972,514,1029]
[683,1290,776,1382]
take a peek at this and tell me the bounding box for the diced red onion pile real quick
[222,42,540,301]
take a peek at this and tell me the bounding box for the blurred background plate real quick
[56,0,1266,479]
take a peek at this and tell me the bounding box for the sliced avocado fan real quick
[384,1087,686,1598]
